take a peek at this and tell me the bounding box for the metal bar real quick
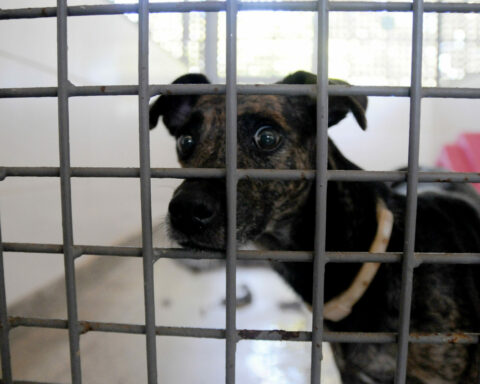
[1,1,479,19]
[7,316,480,344]
[395,0,424,382]
[0,218,12,384]
[225,0,238,382]
[2,84,480,99]
[241,331,480,344]
[326,170,480,183]
[0,381,65,384]
[137,1,158,383]
[3,243,65,254]
[182,13,190,65]
[205,13,219,83]
[2,167,480,183]
[3,242,480,264]
[242,1,480,13]
[435,12,443,86]
[310,0,329,382]
[56,1,82,382]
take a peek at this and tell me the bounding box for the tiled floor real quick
[7,226,341,383]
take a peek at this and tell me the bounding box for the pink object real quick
[436,133,480,193]
[436,144,473,172]
[457,133,480,172]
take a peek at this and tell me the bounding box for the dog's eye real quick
[254,126,283,151]
[176,135,195,157]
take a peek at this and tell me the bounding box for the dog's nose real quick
[169,190,217,234]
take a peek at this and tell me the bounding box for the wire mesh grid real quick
[0,1,480,384]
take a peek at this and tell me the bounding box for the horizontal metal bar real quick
[2,84,480,99]
[2,243,64,254]
[0,167,226,180]
[244,1,480,13]
[2,167,480,183]
[1,1,479,20]
[329,170,480,183]
[325,332,479,345]
[9,316,479,344]
[9,317,225,339]
[0,87,58,98]
[0,381,64,384]
[3,243,480,265]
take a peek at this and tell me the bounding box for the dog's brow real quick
[237,96,289,128]
[177,111,204,135]
[238,111,281,124]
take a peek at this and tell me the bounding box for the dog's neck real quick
[260,179,381,251]
[259,153,387,306]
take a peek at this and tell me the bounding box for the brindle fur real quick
[150,71,480,383]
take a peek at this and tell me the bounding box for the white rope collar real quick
[323,200,394,322]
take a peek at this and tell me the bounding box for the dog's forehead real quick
[194,94,289,121]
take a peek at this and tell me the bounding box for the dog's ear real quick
[280,71,368,130]
[149,73,210,135]
[328,79,367,130]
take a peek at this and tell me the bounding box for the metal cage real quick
[1,1,480,383]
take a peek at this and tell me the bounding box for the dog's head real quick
[149,71,367,250]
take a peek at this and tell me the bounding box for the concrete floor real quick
[7,226,341,383]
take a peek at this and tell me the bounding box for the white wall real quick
[0,0,186,305]
[330,79,480,171]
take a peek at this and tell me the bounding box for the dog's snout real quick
[169,189,218,234]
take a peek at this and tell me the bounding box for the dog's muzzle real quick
[168,180,224,241]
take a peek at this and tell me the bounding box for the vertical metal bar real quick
[0,217,12,384]
[182,13,190,66]
[225,0,238,382]
[435,12,443,86]
[310,0,329,382]
[395,0,424,382]
[138,1,158,383]
[56,1,82,382]
[205,13,219,83]
[312,13,318,74]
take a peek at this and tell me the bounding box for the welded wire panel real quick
[137,0,159,382]
[56,1,82,382]
[0,1,479,384]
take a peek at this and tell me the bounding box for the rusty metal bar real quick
[7,316,480,345]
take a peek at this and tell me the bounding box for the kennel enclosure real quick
[1,0,480,383]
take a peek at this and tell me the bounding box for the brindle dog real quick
[149,71,480,383]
